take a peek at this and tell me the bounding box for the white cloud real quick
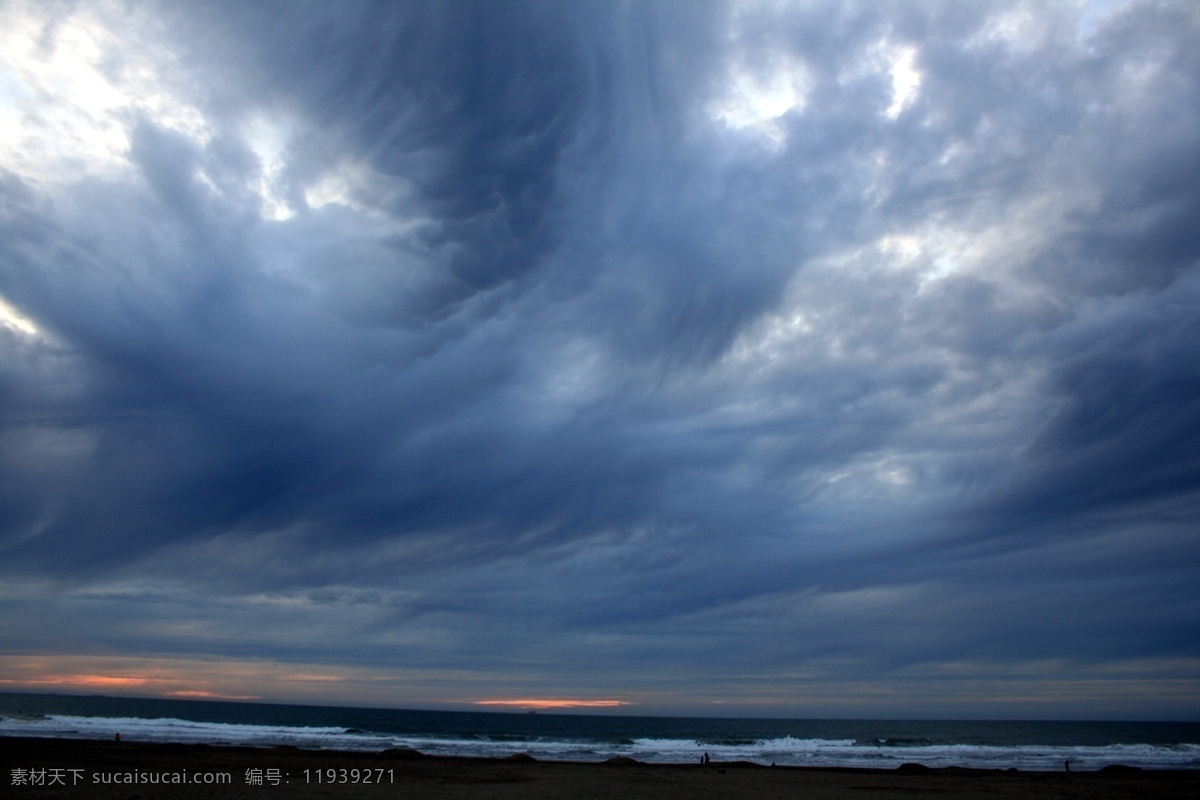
[0,1,210,186]
[0,1,311,225]
[884,46,920,119]
[244,115,296,220]
[0,294,38,336]
[709,54,810,148]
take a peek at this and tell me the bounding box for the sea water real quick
[2,693,1197,771]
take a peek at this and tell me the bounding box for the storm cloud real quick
[1,0,1198,718]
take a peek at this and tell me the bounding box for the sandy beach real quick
[4,737,1198,800]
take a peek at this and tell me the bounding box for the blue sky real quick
[1,0,1198,719]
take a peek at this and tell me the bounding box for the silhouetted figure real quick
[1064,759,1070,772]
[703,752,710,765]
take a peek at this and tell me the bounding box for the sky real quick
[1,0,1198,721]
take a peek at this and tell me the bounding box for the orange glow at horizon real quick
[474,698,631,709]
[0,654,374,705]
[166,690,262,700]
[1,672,264,701]
[0,674,153,688]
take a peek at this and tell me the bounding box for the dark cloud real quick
[0,0,1198,717]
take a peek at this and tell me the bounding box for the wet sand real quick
[4,736,1198,799]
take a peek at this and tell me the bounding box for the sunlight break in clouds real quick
[0,2,208,184]
[474,699,632,710]
[0,674,152,689]
[244,115,297,221]
[883,45,920,119]
[0,294,38,336]
[709,56,810,148]
[0,1,300,223]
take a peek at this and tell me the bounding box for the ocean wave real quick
[0,714,389,750]
[2,713,1197,769]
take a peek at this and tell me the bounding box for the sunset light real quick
[473,699,632,710]
[0,674,151,689]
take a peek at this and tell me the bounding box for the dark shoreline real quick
[5,736,1199,799]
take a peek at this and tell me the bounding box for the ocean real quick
[1,693,1197,771]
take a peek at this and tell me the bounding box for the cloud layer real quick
[1,0,1198,718]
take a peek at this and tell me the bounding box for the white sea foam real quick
[0,714,392,751]
[408,735,1200,770]
[2,714,1197,769]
